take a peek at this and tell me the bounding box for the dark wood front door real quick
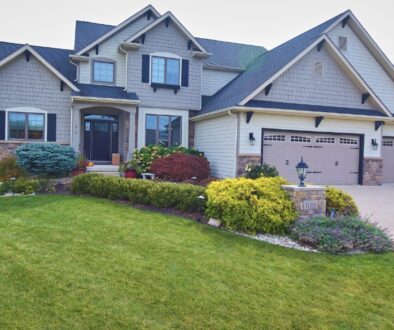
[84,118,119,162]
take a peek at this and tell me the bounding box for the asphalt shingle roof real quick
[199,11,348,115]
[74,21,114,53]
[0,41,76,83]
[73,83,139,101]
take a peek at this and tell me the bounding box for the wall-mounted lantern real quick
[249,132,256,145]
[371,139,379,150]
[296,157,309,187]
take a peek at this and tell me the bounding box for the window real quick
[314,61,323,76]
[339,36,347,51]
[151,56,180,86]
[316,137,335,144]
[93,61,115,83]
[383,140,393,147]
[8,112,44,140]
[146,115,181,147]
[264,134,286,142]
[340,138,358,145]
[291,136,311,143]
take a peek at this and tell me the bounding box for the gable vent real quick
[339,36,347,51]
[314,61,323,76]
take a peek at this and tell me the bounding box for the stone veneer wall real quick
[363,157,383,186]
[0,142,21,159]
[236,155,261,177]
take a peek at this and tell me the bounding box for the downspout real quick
[69,59,79,82]
[119,45,128,91]
[228,110,240,177]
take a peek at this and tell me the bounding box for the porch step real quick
[87,165,120,177]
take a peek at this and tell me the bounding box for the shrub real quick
[133,145,204,173]
[290,216,393,254]
[205,177,297,235]
[16,143,76,177]
[150,153,210,182]
[326,187,359,217]
[71,173,206,212]
[245,163,279,179]
[0,156,26,181]
[0,178,39,195]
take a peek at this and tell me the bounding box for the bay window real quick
[145,114,181,147]
[151,56,180,86]
[8,112,45,140]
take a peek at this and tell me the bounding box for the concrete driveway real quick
[335,184,394,236]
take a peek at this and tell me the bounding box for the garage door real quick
[382,137,394,183]
[263,131,360,185]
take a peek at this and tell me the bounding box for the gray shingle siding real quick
[127,20,204,110]
[0,55,72,144]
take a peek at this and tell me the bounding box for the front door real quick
[84,116,119,162]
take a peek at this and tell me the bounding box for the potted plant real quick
[72,155,89,177]
[119,159,141,179]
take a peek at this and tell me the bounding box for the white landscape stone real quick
[208,218,222,228]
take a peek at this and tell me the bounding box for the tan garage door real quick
[382,137,394,183]
[263,131,360,185]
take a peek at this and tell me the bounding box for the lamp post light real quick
[295,157,309,187]
[10,177,16,196]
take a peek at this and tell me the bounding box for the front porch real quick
[71,101,137,163]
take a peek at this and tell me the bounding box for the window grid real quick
[264,135,286,142]
[340,138,358,145]
[291,136,311,143]
[151,56,180,86]
[383,140,394,147]
[93,61,115,83]
[316,137,335,144]
[145,114,182,147]
[8,112,45,141]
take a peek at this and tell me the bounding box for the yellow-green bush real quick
[205,177,297,234]
[326,187,359,217]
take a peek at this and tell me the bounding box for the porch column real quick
[127,109,136,160]
[71,107,82,154]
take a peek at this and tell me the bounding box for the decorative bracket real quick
[362,93,370,104]
[188,40,192,50]
[246,111,254,124]
[317,40,325,52]
[165,17,171,28]
[95,45,99,55]
[342,16,350,28]
[147,11,151,20]
[375,121,385,131]
[141,34,145,44]
[315,116,324,128]
[264,83,273,96]
[25,50,30,62]
[60,81,64,92]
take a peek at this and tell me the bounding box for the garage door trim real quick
[261,128,365,185]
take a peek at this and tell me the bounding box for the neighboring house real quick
[0,5,393,185]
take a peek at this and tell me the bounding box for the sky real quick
[1,0,393,61]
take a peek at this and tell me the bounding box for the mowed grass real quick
[0,195,393,329]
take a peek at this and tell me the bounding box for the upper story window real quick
[339,36,348,51]
[151,56,180,86]
[314,61,323,77]
[93,60,115,84]
[8,112,44,140]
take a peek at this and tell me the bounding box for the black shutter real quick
[181,59,189,87]
[0,111,5,140]
[142,54,150,83]
[47,114,56,142]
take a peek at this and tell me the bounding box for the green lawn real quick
[0,195,393,329]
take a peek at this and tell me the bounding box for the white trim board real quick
[76,5,161,56]
[0,45,79,92]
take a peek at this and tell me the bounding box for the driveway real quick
[335,184,394,236]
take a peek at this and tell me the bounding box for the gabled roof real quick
[0,43,78,91]
[199,11,349,115]
[72,83,139,104]
[195,38,266,71]
[74,21,114,52]
[76,5,161,55]
[125,12,209,54]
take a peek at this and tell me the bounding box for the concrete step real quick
[87,165,120,177]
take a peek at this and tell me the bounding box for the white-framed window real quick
[339,36,348,51]
[314,61,323,77]
[6,108,46,141]
[151,54,181,86]
[145,114,182,147]
[92,60,115,84]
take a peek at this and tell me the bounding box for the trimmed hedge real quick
[71,173,206,212]
[150,153,210,182]
[0,178,55,195]
[326,187,359,217]
[0,156,26,181]
[205,177,298,235]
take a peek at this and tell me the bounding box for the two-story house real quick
[1,5,394,185]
